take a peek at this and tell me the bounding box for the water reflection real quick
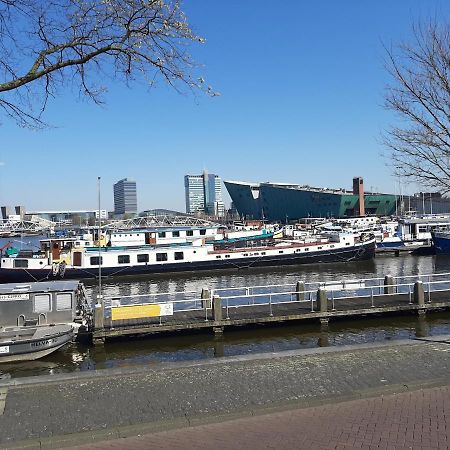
[1,241,450,380]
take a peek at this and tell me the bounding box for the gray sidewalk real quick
[2,336,450,449]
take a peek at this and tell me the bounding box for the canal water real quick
[2,235,450,379]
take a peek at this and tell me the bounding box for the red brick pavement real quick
[69,385,450,450]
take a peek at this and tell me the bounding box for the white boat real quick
[0,231,376,283]
[0,324,74,363]
[377,215,450,253]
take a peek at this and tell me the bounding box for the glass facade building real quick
[113,178,137,216]
[185,172,225,217]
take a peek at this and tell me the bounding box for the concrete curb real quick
[3,335,449,388]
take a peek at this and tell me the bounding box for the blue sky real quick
[1,0,449,212]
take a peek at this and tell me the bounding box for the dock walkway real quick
[2,336,450,448]
[90,272,450,341]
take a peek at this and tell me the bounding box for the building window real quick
[174,252,184,260]
[90,256,103,265]
[137,254,149,263]
[156,253,168,262]
[186,230,194,236]
[118,255,130,264]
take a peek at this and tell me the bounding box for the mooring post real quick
[201,288,211,310]
[94,295,104,331]
[316,288,328,312]
[93,294,105,346]
[413,281,425,308]
[415,314,429,338]
[384,275,394,294]
[213,295,222,322]
[296,281,305,302]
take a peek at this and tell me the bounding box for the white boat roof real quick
[0,280,81,294]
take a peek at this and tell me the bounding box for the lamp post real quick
[97,176,102,305]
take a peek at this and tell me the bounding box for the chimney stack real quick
[353,177,365,216]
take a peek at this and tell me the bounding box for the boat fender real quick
[59,261,66,278]
[52,262,59,276]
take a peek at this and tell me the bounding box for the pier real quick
[89,272,450,343]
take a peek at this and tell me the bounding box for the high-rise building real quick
[184,171,225,217]
[113,178,137,216]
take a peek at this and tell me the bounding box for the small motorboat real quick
[0,324,74,363]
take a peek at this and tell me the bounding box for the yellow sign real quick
[111,303,173,321]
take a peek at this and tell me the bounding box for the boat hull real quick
[431,232,450,254]
[0,240,376,283]
[0,325,73,363]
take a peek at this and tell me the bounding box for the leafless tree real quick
[384,20,450,193]
[0,0,216,128]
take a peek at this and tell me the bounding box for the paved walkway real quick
[69,384,450,449]
[2,336,450,449]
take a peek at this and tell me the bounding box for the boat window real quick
[137,254,149,263]
[56,293,72,311]
[34,294,51,313]
[14,259,28,268]
[346,243,350,246]
[173,231,180,237]
[279,250,284,254]
[305,248,309,251]
[261,252,266,255]
[225,255,230,258]
[158,232,166,238]
[156,253,168,262]
[243,253,248,256]
[216,255,221,259]
[90,256,103,265]
[174,251,184,261]
[118,255,130,264]
[318,247,322,250]
[200,229,206,235]
[186,230,194,236]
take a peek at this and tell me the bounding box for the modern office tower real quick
[184,171,225,217]
[113,178,137,216]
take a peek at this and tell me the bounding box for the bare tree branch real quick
[383,20,450,193]
[0,0,217,128]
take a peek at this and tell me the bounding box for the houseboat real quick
[0,231,376,283]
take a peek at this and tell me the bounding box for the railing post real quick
[201,288,211,310]
[316,288,328,312]
[213,295,222,322]
[384,275,394,294]
[296,281,305,302]
[413,281,425,307]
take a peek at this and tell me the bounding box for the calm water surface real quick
[2,235,450,379]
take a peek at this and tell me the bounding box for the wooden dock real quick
[86,273,450,343]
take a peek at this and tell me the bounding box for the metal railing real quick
[100,272,450,327]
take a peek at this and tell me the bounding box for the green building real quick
[224,180,397,221]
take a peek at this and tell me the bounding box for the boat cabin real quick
[0,280,87,328]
